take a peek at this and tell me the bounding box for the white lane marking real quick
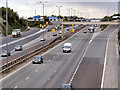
[89,40,92,44]
[0,29,46,48]
[0,26,87,81]
[26,77,29,80]
[14,86,17,88]
[43,64,45,66]
[100,28,118,89]
[36,70,38,72]
[69,37,93,84]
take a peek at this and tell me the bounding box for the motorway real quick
[1,25,118,89]
[2,25,93,88]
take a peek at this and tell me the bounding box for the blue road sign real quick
[34,16,41,19]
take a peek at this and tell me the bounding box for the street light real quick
[6,0,8,66]
[40,1,47,45]
[56,6,62,24]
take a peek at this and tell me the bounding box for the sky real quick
[0,0,119,18]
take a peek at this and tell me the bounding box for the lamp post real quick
[35,9,36,16]
[6,0,8,67]
[56,6,62,24]
[40,1,47,45]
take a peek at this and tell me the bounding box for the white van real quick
[62,43,72,53]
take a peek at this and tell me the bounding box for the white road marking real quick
[14,86,17,88]
[36,70,38,72]
[26,77,29,80]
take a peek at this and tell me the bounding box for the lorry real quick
[62,43,72,53]
[12,29,21,37]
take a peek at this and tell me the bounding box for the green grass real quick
[100,25,109,31]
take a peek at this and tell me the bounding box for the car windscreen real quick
[34,56,40,60]
[2,50,7,53]
[64,46,71,49]
[16,45,20,47]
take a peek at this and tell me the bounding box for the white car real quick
[62,43,72,53]
[40,37,46,41]
[15,45,23,51]
[59,30,62,34]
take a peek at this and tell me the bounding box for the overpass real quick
[61,21,120,25]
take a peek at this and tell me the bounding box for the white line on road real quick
[14,86,17,88]
[26,77,29,80]
[36,70,38,72]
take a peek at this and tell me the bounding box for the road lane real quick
[2,25,91,88]
[72,25,118,88]
[103,28,118,88]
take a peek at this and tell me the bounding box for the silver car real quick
[32,56,43,64]
[1,50,11,57]
[15,45,23,51]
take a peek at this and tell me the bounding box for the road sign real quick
[34,16,41,20]
[52,29,55,32]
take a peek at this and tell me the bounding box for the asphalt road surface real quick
[2,26,92,88]
[2,25,117,89]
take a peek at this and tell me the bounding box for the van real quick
[62,43,72,53]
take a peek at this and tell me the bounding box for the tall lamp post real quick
[56,6,62,24]
[40,1,47,45]
[6,0,8,66]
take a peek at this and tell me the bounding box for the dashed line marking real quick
[15,86,17,88]
[36,70,38,72]
[26,77,29,80]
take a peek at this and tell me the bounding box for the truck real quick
[12,29,21,37]
[62,43,72,53]
[88,26,95,33]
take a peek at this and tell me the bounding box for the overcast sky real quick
[0,0,119,18]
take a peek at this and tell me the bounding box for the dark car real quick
[53,32,57,36]
[48,29,51,32]
[15,45,23,51]
[83,31,87,33]
[1,50,11,57]
[32,56,43,64]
